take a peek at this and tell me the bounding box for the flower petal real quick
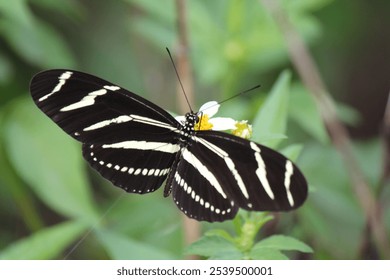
[232,120,253,139]
[209,117,237,131]
[198,101,219,117]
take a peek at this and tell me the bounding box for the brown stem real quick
[175,0,194,110]
[175,0,200,259]
[379,92,390,194]
[260,0,390,259]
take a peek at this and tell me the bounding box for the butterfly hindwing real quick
[171,146,239,222]
[82,142,176,194]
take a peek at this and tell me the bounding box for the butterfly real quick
[30,69,308,222]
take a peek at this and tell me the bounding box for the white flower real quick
[175,101,253,139]
[232,120,253,139]
[175,101,236,131]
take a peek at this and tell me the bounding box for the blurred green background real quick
[0,0,389,259]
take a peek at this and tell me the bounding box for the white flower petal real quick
[175,115,186,124]
[198,101,219,117]
[209,117,237,131]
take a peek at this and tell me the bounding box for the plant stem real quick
[175,0,200,259]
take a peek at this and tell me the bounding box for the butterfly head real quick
[176,101,238,132]
[185,111,214,132]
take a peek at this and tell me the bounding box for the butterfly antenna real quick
[199,84,261,114]
[218,84,261,106]
[166,47,193,113]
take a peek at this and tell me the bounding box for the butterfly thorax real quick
[163,112,198,197]
[178,112,198,145]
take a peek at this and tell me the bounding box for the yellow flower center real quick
[232,120,252,139]
[194,114,213,131]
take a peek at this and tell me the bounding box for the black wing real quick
[30,69,180,194]
[171,131,307,222]
[171,146,239,222]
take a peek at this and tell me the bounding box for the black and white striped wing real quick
[30,69,308,223]
[171,131,307,222]
[30,69,180,194]
[171,146,239,222]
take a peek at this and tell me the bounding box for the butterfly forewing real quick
[30,70,179,143]
[30,70,181,194]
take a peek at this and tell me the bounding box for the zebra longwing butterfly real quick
[30,69,308,222]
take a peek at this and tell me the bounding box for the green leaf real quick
[3,98,98,222]
[129,0,175,49]
[31,0,85,21]
[0,16,75,68]
[96,229,176,260]
[185,235,243,259]
[336,102,361,126]
[299,145,365,218]
[281,144,304,161]
[249,248,288,260]
[252,70,291,148]
[253,235,313,253]
[102,192,183,256]
[283,0,334,13]
[0,0,33,26]
[298,142,366,258]
[0,51,13,83]
[289,83,329,144]
[0,220,88,260]
[0,112,44,231]
[204,229,235,243]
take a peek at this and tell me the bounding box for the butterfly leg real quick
[163,149,182,197]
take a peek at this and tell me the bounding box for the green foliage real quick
[252,70,291,147]
[129,0,330,96]
[298,142,368,258]
[96,229,177,260]
[0,221,87,260]
[0,0,387,260]
[186,213,312,259]
[3,98,98,222]
[0,0,76,68]
[289,83,329,144]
